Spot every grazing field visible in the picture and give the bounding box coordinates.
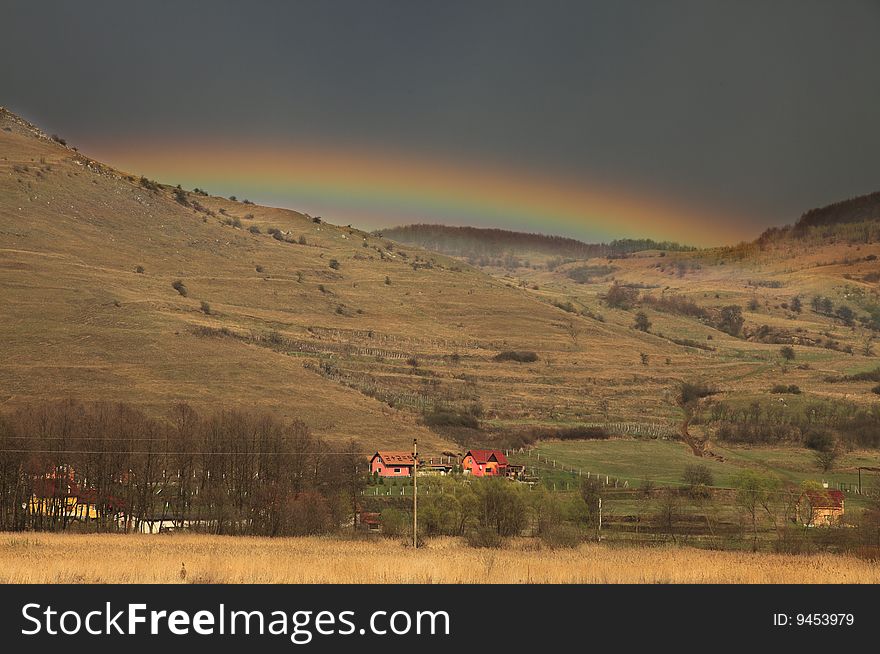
[511,439,879,490]
[1,534,878,584]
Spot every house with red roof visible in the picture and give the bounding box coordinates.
[28,467,124,521]
[797,488,845,526]
[461,449,508,477]
[370,451,415,477]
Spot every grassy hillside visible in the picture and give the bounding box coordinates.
[2,107,879,477]
[379,223,694,266]
[0,107,687,454]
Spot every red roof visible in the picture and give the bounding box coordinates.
[466,449,508,466]
[372,451,415,466]
[360,511,381,526]
[803,489,845,509]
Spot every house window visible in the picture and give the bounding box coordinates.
[394,468,401,473]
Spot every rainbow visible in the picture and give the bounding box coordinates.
[88,138,748,246]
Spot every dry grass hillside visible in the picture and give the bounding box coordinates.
[0,108,666,453]
[2,107,878,465]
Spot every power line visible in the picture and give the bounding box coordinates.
[0,449,377,455]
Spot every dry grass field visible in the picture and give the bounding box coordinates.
[2,533,877,584]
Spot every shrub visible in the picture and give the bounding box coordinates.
[380,508,410,537]
[546,426,609,441]
[780,346,795,361]
[263,331,284,346]
[804,428,835,452]
[51,134,66,145]
[423,410,479,429]
[873,384,880,395]
[248,225,261,234]
[474,479,527,536]
[804,428,845,471]
[493,350,538,363]
[837,367,880,382]
[669,337,714,351]
[539,523,584,549]
[771,384,801,394]
[272,231,285,242]
[678,381,716,406]
[200,301,211,315]
[173,187,189,207]
[329,259,340,270]
[255,265,264,273]
[552,300,578,314]
[384,276,392,285]
[139,176,160,192]
[604,283,639,309]
[836,305,855,326]
[717,305,744,337]
[134,265,145,274]
[682,463,714,489]
[633,311,651,332]
[466,526,503,548]
[298,235,307,245]
[566,265,616,283]
[171,280,188,297]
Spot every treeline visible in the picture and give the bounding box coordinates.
[794,191,880,234]
[707,399,880,448]
[376,476,603,548]
[0,401,363,535]
[376,224,694,262]
[754,191,880,245]
[610,286,746,337]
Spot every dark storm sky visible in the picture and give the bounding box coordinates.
[2,0,879,241]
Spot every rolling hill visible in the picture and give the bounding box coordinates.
[2,106,879,464]
[378,223,694,265]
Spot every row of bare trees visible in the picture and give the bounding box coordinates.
[0,401,364,535]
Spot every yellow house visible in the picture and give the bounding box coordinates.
[29,477,102,520]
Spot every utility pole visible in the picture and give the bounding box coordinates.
[412,438,418,548]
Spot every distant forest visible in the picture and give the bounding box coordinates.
[755,191,880,244]
[794,191,880,233]
[377,224,695,261]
